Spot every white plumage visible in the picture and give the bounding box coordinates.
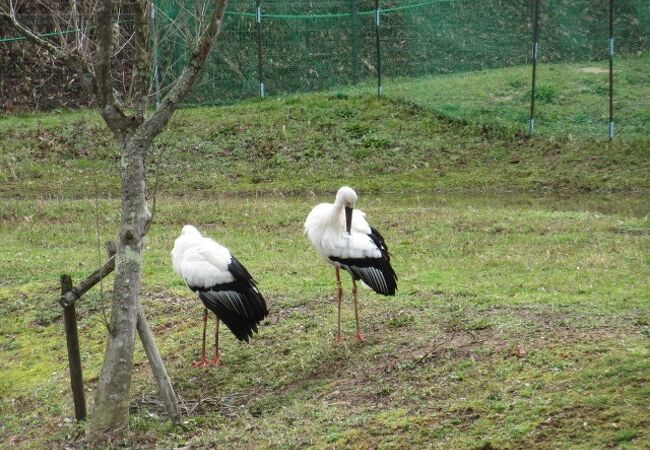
[172,225,269,367]
[305,204,382,261]
[173,228,235,287]
[304,186,397,341]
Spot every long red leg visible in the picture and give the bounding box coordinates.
[335,267,343,343]
[352,279,365,342]
[192,307,210,368]
[210,318,222,367]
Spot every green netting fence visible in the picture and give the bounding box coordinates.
[153,0,649,137]
[2,0,649,137]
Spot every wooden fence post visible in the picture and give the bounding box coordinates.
[61,274,87,421]
[351,0,359,84]
[608,0,615,140]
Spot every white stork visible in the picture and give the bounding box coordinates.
[304,186,397,342]
[171,225,269,367]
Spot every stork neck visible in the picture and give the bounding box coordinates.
[329,201,345,223]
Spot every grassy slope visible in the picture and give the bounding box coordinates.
[1,60,649,198]
[1,63,649,448]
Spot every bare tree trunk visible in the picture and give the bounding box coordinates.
[89,0,227,434]
[2,0,229,438]
[91,133,150,435]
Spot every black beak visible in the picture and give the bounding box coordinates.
[345,206,353,234]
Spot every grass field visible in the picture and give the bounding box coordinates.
[0,61,649,448]
[1,193,649,448]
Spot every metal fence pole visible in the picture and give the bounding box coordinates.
[61,274,87,421]
[608,0,615,140]
[374,0,382,98]
[351,0,359,84]
[152,0,161,108]
[256,0,264,98]
[528,0,540,136]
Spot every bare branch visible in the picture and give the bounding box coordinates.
[154,6,191,45]
[85,0,134,140]
[138,0,228,141]
[131,0,150,122]
[59,251,116,308]
[95,0,115,107]
[0,4,93,84]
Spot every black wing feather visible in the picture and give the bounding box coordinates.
[329,226,398,296]
[369,226,391,260]
[190,256,269,342]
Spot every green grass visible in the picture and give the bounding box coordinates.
[0,61,649,448]
[1,194,649,449]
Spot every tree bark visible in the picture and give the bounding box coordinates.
[90,133,151,436]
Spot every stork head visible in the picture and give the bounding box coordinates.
[181,224,202,238]
[172,225,203,275]
[335,186,358,207]
[335,186,357,234]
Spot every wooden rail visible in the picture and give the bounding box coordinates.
[59,242,116,308]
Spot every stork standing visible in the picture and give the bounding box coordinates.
[172,225,269,367]
[304,186,397,342]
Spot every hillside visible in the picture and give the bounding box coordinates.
[1,90,648,199]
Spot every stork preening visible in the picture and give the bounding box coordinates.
[172,225,269,367]
[304,186,397,342]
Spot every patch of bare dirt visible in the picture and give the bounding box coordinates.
[480,304,637,344]
[130,388,266,420]
[264,303,310,325]
[577,67,609,74]
[533,404,602,434]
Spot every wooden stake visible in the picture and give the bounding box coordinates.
[136,303,181,423]
[61,274,87,421]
